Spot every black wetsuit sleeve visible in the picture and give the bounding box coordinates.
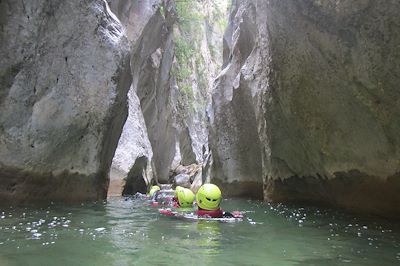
[223,211,234,218]
[152,191,159,201]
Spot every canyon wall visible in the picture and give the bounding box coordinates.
[109,0,226,194]
[0,0,131,203]
[0,0,216,200]
[110,0,176,192]
[209,0,400,216]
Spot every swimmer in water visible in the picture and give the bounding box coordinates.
[196,184,242,218]
[174,187,195,210]
[148,185,160,197]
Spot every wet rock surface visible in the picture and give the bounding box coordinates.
[0,0,223,201]
[0,0,131,203]
[2,0,399,219]
[209,0,400,215]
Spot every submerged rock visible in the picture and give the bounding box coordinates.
[0,0,131,203]
[210,0,400,216]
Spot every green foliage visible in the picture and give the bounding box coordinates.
[173,0,227,112]
[216,16,227,30]
[159,5,165,18]
[174,35,194,67]
[174,35,194,103]
[176,0,205,34]
[174,2,197,104]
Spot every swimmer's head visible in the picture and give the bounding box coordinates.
[177,188,195,208]
[149,185,160,197]
[196,184,222,210]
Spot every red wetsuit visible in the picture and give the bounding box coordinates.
[196,208,224,218]
[171,196,180,208]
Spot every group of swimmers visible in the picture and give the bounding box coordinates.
[147,184,240,218]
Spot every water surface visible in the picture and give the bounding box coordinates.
[0,198,399,265]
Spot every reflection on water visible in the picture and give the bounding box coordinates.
[0,198,399,265]
[196,221,222,255]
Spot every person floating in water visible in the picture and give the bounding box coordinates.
[196,184,242,218]
[171,186,182,206]
[158,183,243,219]
[173,187,195,210]
[148,185,160,199]
[149,185,177,206]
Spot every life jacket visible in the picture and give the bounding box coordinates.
[171,196,179,208]
[196,208,223,218]
[172,196,178,203]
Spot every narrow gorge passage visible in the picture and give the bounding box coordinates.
[1,0,400,265]
[108,0,227,198]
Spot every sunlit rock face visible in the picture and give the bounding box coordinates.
[108,1,160,195]
[210,0,400,216]
[0,0,131,203]
[109,0,161,43]
[109,88,152,196]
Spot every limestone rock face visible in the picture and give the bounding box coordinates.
[209,0,263,198]
[109,0,161,44]
[131,4,178,184]
[109,88,152,196]
[172,0,227,183]
[0,0,131,203]
[108,2,160,196]
[210,0,400,216]
[110,1,179,188]
[121,155,148,196]
[110,0,224,191]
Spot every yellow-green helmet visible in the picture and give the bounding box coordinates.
[177,188,195,208]
[149,185,160,197]
[196,184,222,210]
[174,186,183,197]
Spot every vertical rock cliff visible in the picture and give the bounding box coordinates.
[0,0,131,203]
[119,0,178,185]
[209,0,400,216]
[209,0,264,198]
[110,0,226,193]
[172,0,227,190]
[0,0,219,200]
[108,0,161,195]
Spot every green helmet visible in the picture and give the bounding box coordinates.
[177,188,195,208]
[174,186,183,197]
[149,185,160,197]
[196,184,222,210]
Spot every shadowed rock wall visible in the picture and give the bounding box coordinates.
[209,0,263,198]
[0,0,131,203]
[131,2,178,183]
[210,0,400,216]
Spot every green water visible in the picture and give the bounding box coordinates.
[0,198,399,266]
